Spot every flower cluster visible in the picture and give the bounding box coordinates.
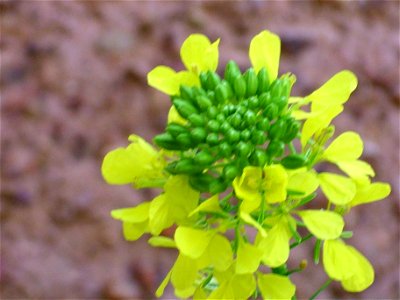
[102,31,391,299]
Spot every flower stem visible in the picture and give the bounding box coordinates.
[290,233,313,249]
[309,278,333,300]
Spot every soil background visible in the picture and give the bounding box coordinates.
[1,1,399,299]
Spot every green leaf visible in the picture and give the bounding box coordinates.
[258,273,296,300]
[249,30,281,82]
[318,173,356,205]
[323,131,363,162]
[298,210,344,240]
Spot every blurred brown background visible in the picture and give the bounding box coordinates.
[1,1,399,299]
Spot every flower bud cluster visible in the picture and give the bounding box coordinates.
[154,61,303,194]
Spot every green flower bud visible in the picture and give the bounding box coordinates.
[233,75,246,99]
[207,71,221,90]
[176,132,192,148]
[189,173,215,192]
[244,68,258,97]
[240,99,249,108]
[220,121,231,134]
[237,142,253,157]
[259,92,272,107]
[167,123,188,137]
[270,79,283,99]
[216,113,225,123]
[196,95,213,110]
[229,113,242,129]
[154,132,180,150]
[173,99,198,119]
[257,118,270,131]
[249,149,268,166]
[281,154,307,169]
[219,142,232,156]
[264,103,279,120]
[244,110,257,125]
[268,118,287,140]
[194,150,216,165]
[191,127,207,143]
[257,67,270,93]
[199,72,209,90]
[215,83,229,103]
[207,106,218,118]
[281,77,291,98]
[251,130,267,145]
[221,80,234,99]
[207,91,216,103]
[223,164,240,180]
[226,128,240,143]
[207,133,220,145]
[236,105,247,116]
[207,120,220,132]
[188,113,205,127]
[209,178,228,194]
[282,120,300,143]
[241,129,251,141]
[276,96,288,113]
[248,96,259,109]
[180,85,194,101]
[166,158,203,175]
[224,60,241,85]
[222,104,236,116]
[266,140,285,158]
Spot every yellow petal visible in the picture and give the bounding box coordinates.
[323,131,363,162]
[298,210,344,240]
[323,239,357,281]
[111,202,150,223]
[200,234,233,272]
[234,166,263,213]
[122,221,148,241]
[189,194,224,216]
[147,65,180,95]
[287,170,319,198]
[318,172,356,205]
[240,211,267,238]
[148,194,172,235]
[249,30,281,82]
[171,254,198,297]
[258,273,296,300]
[263,164,288,203]
[337,160,375,179]
[350,181,391,207]
[174,226,214,259]
[156,270,172,297]
[148,236,176,248]
[209,274,256,300]
[167,105,187,125]
[180,34,220,74]
[307,70,358,111]
[258,219,291,267]
[236,240,263,274]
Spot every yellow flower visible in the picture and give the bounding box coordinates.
[323,239,374,292]
[262,164,288,203]
[147,34,220,95]
[102,134,166,188]
[233,166,263,213]
[257,273,296,300]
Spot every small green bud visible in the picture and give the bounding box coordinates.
[244,110,257,125]
[199,72,209,89]
[166,158,203,175]
[251,130,267,145]
[173,99,198,119]
[249,149,268,166]
[248,96,259,109]
[236,105,247,116]
[259,92,272,107]
[154,132,180,150]
[276,96,288,113]
[194,150,216,165]
[221,80,234,99]
[207,133,220,145]
[189,173,215,192]
[215,83,229,103]
[270,79,283,99]
[237,142,253,157]
[223,164,240,180]
[244,68,258,97]
[176,133,192,147]
[282,120,300,143]
[209,178,228,194]
[219,142,232,156]
[216,113,225,123]
[180,85,194,101]
[224,60,241,85]
[222,104,236,116]
[233,75,246,99]
[196,95,213,110]
[207,106,218,118]
[220,121,231,134]
[191,127,207,143]
[241,129,251,141]
[207,72,221,90]
[188,114,205,127]
[166,123,188,137]
[281,154,307,169]
[257,68,270,93]
[229,113,242,129]
[257,118,270,131]
[264,103,278,119]
[207,120,220,132]
[281,77,291,98]
[268,118,287,140]
[226,129,240,143]
[207,91,216,103]
[266,140,285,158]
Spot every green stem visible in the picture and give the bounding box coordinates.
[309,279,333,300]
[289,142,297,154]
[290,233,313,249]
